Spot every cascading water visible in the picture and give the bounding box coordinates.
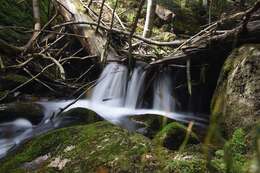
[0,62,207,159]
[91,62,147,108]
[91,63,128,107]
[153,70,175,112]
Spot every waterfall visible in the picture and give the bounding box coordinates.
[91,63,128,107]
[91,62,147,108]
[153,71,175,112]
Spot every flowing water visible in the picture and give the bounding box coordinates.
[0,62,207,158]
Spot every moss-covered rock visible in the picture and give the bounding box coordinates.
[0,102,44,124]
[153,122,199,150]
[0,121,208,173]
[58,107,103,126]
[211,44,260,137]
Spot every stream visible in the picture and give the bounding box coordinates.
[0,62,208,159]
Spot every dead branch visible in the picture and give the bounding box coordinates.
[128,0,146,68]
[149,0,260,66]
[95,0,106,33]
[52,21,185,47]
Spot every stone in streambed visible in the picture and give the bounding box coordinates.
[0,102,44,124]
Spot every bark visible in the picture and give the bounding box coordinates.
[143,0,156,38]
[53,0,119,62]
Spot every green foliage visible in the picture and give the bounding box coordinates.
[164,155,207,173]
[211,129,249,173]
[0,0,50,45]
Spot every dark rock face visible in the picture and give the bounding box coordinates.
[211,44,260,136]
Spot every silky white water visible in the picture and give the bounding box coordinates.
[0,62,207,159]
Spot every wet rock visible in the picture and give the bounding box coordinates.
[129,114,171,138]
[58,107,103,127]
[0,102,44,124]
[153,122,199,150]
[211,44,260,136]
[0,121,207,173]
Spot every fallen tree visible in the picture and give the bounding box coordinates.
[52,0,260,67]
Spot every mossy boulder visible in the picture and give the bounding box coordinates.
[58,107,103,127]
[211,44,260,137]
[0,121,208,173]
[0,102,44,124]
[153,122,199,150]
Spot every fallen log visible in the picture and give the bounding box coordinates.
[53,0,119,62]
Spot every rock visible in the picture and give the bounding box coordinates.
[153,122,199,150]
[0,121,208,173]
[211,44,260,136]
[58,107,103,127]
[0,102,44,124]
[156,5,175,21]
[129,114,172,138]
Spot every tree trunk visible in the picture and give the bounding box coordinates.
[143,0,156,38]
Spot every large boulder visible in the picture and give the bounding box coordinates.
[0,121,208,173]
[211,44,260,136]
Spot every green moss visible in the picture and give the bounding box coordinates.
[0,122,158,172]
[153,122,199,150]
[164,155,207,173]
[0,121,210,172]
[211,129,250,173]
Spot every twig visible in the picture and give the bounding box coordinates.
[0,63,54,102]
[55,80,97,117]
[38,53,66,80]
[103,2,126,30]
[95,0,106,33]
[73,64,95,83]
[186,59,192,95]
[23,68,57,93]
